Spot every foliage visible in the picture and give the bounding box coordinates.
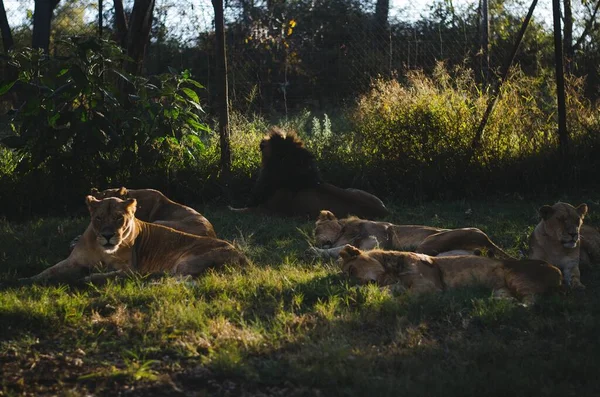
[0,37,209,215]
[349,63,600,197]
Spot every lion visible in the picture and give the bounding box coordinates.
[338,245,563,304]
[528,202,600,290]
[229,127,389,219]
[25,196,247,285]
[308,210,513,260]
[90,187,216,238]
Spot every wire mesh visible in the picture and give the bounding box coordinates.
[0,0,589,113]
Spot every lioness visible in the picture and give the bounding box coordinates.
[338,245,563,303]
[309,210,513,260]
[528,202,600,290]
[26,196,247,285]
[90,187,216,238]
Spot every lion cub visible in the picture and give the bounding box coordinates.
[338,245,563,303]
[26,196,247,285]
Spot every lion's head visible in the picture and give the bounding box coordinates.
[86,196,137,254]
[90,187,128,200]
[248,127,323,207]
[315,210,343,248]
[338,245,385,283]
[538,202,588,249]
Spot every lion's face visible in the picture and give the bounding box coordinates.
[315,210,343,248]
[539,202,587,249]
[338,245,386,283]
[86,196,137,254]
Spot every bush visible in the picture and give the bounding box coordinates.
[349,63,600,198]
[0,37,210,216]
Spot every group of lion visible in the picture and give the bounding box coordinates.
[23,128,600,305]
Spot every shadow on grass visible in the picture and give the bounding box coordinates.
[187,270,600,397]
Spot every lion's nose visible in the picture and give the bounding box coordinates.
[101,232,115,241]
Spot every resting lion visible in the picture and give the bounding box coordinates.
[90,187,216,238]
[528,202,600,290]
[309,210,513,260]
[26,196,247,285]
[338,245,563,304]
[229,128,389,219]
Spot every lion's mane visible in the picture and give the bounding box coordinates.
[248,127,323,206]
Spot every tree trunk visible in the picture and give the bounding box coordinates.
[0,0,14,52]
[374,0,390,28]
[113,0,128,47]
[212,0,232,200]
[552,0,569,155]
[123,0,155,75]
[32,0,60,53]
[479,0,489,84]
[563,0,573,73]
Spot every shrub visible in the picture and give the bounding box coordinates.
[0,37,209,216]
[350,63,600,198]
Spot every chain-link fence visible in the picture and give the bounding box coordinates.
[0,0,589,113]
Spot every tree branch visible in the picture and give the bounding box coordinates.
[573,0,600,51]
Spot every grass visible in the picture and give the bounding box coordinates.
[2,196,600,396]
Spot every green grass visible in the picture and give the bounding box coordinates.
[2,197,600,396]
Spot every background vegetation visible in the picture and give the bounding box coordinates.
[0,1,599,218]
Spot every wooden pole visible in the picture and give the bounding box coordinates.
[470,0,538,154]
[480,0,489,84]
[552,0,569,155]
[98,0,103,38]
[211,0,231,200]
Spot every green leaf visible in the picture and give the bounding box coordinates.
[111,69,132,85]
[181,87,200,103]
[0,81,16,95]
[56,68,69,77]
[186,117,209,132]
[184,79,205,90]
[186,134,204,150]
[48,113,60,128]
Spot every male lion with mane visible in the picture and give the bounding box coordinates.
[309,210,513,260]
[528,202,600,290]
[338,245,563,304]
[229,127,389,219]
[25,196,247,285]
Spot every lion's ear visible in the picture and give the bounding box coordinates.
[539,205,554,220]
[123,198,137,214]
[118,187,128,196]
[318,210,336,222]
[346,264,358,277]
[90,187,99,196]
[576,203,588,219]
[86,195,100,212]
[339,244,361,260]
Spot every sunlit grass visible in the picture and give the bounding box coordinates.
[1,198,600,395]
